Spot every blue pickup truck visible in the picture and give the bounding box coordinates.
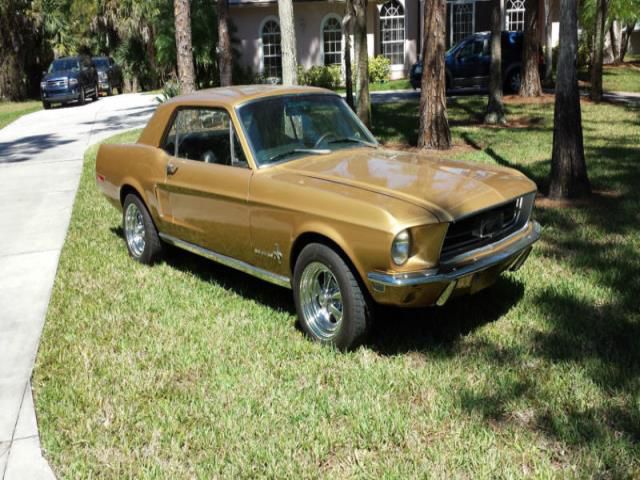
[410,31,542,93]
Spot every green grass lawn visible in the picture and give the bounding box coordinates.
[579,60,640,93]
[0,100,42,130]
[34,97,640,477]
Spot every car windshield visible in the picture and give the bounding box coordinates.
[49,59,80,73]
[93,58,109,68]
[237,94,378,167]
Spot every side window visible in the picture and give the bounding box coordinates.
[162,108,249,168]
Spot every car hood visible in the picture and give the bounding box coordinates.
[279,148,537,222]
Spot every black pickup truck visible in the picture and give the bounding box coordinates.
[40,55,99,109]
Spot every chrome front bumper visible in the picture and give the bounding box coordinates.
[367,221,541,305]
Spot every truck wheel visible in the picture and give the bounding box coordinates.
[78,87,85,106]
[505,70,521,94]
[293,243,371,351]
[92,84,99,101]
[42,101,51,110]
[122,194,163,265]
[107,84,113,96]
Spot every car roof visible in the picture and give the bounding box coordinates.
[164,85,337,109]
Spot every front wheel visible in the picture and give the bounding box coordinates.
[293,243,371,351]
[505,70,522,94]
[122,194,163,264]
[77,87,85,106]
[42,101,51,110]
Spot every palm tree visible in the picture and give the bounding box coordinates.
[418,0,451,149]
[353,0,370,126]
[550,0,591,199]
[218,0,232,86]
[277,0,298,85]
[519,0,543,96]
[485,0,506,124]
[174,0,196,93]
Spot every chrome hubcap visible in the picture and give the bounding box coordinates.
[300,262,343,340]
[124,203,146,258]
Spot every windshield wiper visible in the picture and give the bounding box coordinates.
[268,148,330,163]
[327,137,377,148]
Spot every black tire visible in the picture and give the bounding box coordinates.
[106,84,113,96]
[122,194,163,265]
[78,87,85,106]
[505,69,522,94]
[42,101,51,110]
[92,84,99,101]
[293,243,371,351]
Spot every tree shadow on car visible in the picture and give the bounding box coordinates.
[368,277,525,355]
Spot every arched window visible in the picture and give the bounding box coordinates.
[451,3,474,45]
[261,19,282,79]
[322,16,343,66]
[505,0,525,31]
[380,0,405,65]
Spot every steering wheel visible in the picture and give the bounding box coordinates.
[313,132,336,148]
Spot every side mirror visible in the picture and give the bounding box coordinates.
[42,70,47,77]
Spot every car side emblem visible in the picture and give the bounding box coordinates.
[254,243,283,264]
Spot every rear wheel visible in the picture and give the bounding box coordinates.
[42,101,51,110]
[122,194,163,264]
[293,243,371,351]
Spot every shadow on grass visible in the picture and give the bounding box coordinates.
[370,277,525,355]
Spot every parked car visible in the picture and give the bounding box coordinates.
[40,55,99,109]
[410,31,541,93]
[96,86,541,350]
[92,56,124,96]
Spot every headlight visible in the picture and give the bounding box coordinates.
[391,230,411,266]
[40,81,47,89]
[68,78,78,86]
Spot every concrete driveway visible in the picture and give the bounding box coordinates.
[0,93,157,479]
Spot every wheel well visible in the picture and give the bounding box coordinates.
[290,232,375,307]
[291,232,368,285]
[120,184,142,206]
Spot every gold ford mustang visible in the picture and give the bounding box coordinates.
[96,85,540,350]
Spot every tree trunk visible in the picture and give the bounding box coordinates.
[619,22,635,62]
[343,2,355,110]
[543,0,554,85]
[353,0,370,126]
[174,0,196,94]
[218,0,233,86]
[549,0,590,199]
[0,0,29,101]
[519,0,542,96]
[485,0,506,124]
[278,0,298,85]
[609,20,620,63]
[590,0,608,101]
[418,0,451,149]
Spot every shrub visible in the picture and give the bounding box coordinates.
[369,55,391,83]
[155,77,180,103]
[298,65,342,90]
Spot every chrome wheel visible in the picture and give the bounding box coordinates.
[124,202,146,258]
[299,262,343,340]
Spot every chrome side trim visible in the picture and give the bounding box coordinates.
[368,221,541,288]
[159,233,292,289]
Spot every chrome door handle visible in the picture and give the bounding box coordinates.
[166,163,178,175]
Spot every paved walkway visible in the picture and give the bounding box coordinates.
[0,93,157,479]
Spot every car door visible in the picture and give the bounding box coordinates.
[159,107,253,262]
[453,38,486,87]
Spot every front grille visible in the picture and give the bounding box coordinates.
[441,194,534,259]
[46,78,67,89]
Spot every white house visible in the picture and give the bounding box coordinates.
[229,0,561,80]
